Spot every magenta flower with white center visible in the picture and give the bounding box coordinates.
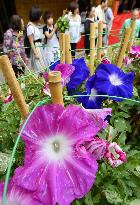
[0,181,41,205]
[105,142,126,167]
[43,64,75,95]
[12,104,112,205]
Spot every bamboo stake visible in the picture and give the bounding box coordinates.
[0,55,29,119]
[89,23,96,75]
[127,20,135,51]
[65,34,72,64]
[116,28,132,68]
[48,71,64,106]
[59,33,65,63]
[97,22,103,62]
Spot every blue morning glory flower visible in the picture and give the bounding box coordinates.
[77,75,103,109]
[94,64,135,102]
[49,60,60,70]
[67,58,90,94]
[49,58,90,94]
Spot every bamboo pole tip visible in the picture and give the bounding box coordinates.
[65,33,70,40]
[0,55,9,62]
[125,27,132,34]
[98,21,103,26]
[59,33,64,37]
[0,55,11,71]
[48,71,62,83]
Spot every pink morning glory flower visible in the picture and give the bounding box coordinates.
[42,64,75,95]
[81,137,108,160]
[105,142,126,167]
[0,181,41,205]
[13,104,109,205]
[123,56,133,66]
[1,90,13,104]
[85,108,112,129]
[3,94,13,104]
[101,57,111,64]
[130,46,140,58]
[77,136,126,166]
[77,108,112,161]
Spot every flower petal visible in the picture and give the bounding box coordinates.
[79,137,108,160]
[105,142,126,167]
[67,58,90,94]
[13,104,101,205]
[54,64,75,85]
[94,64,134,101]
[0,181,41,205]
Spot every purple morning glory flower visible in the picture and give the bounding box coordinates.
[67,58,90,94]
[49,60,60,70]
[77,91,102,109]
[77,75,104,109]
[13,104,101,205]
[94,64,135,102]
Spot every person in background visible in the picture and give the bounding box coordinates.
[95,0,108,45]
[64,0,79,18]
[120,8,140,38]
[3,15,28,77]
[67,1,81,57]
[84,5,99,55]
[78,0,90,23]
[95,0,108,24]
[27,6,46,73]
[104,6,114,45]
[43,11,60,66]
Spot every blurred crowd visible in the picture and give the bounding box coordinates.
[1,0,140,78]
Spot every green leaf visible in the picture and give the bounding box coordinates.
[84,191,93,205]
[114,118,128,132]
[130,199,140,205]
[104,188,123,204]
[0,152,14,173]
[117,132,126,145]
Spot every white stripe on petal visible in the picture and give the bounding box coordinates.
[89,89,97,101]
[109,74,122,86]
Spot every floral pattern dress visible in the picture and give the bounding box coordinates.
[3,29,28,75]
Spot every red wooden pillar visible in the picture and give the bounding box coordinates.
[113,0,119,16]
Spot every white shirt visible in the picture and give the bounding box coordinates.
[68,14,81,43]
[95,5,106,22]
[27,23,42,41]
